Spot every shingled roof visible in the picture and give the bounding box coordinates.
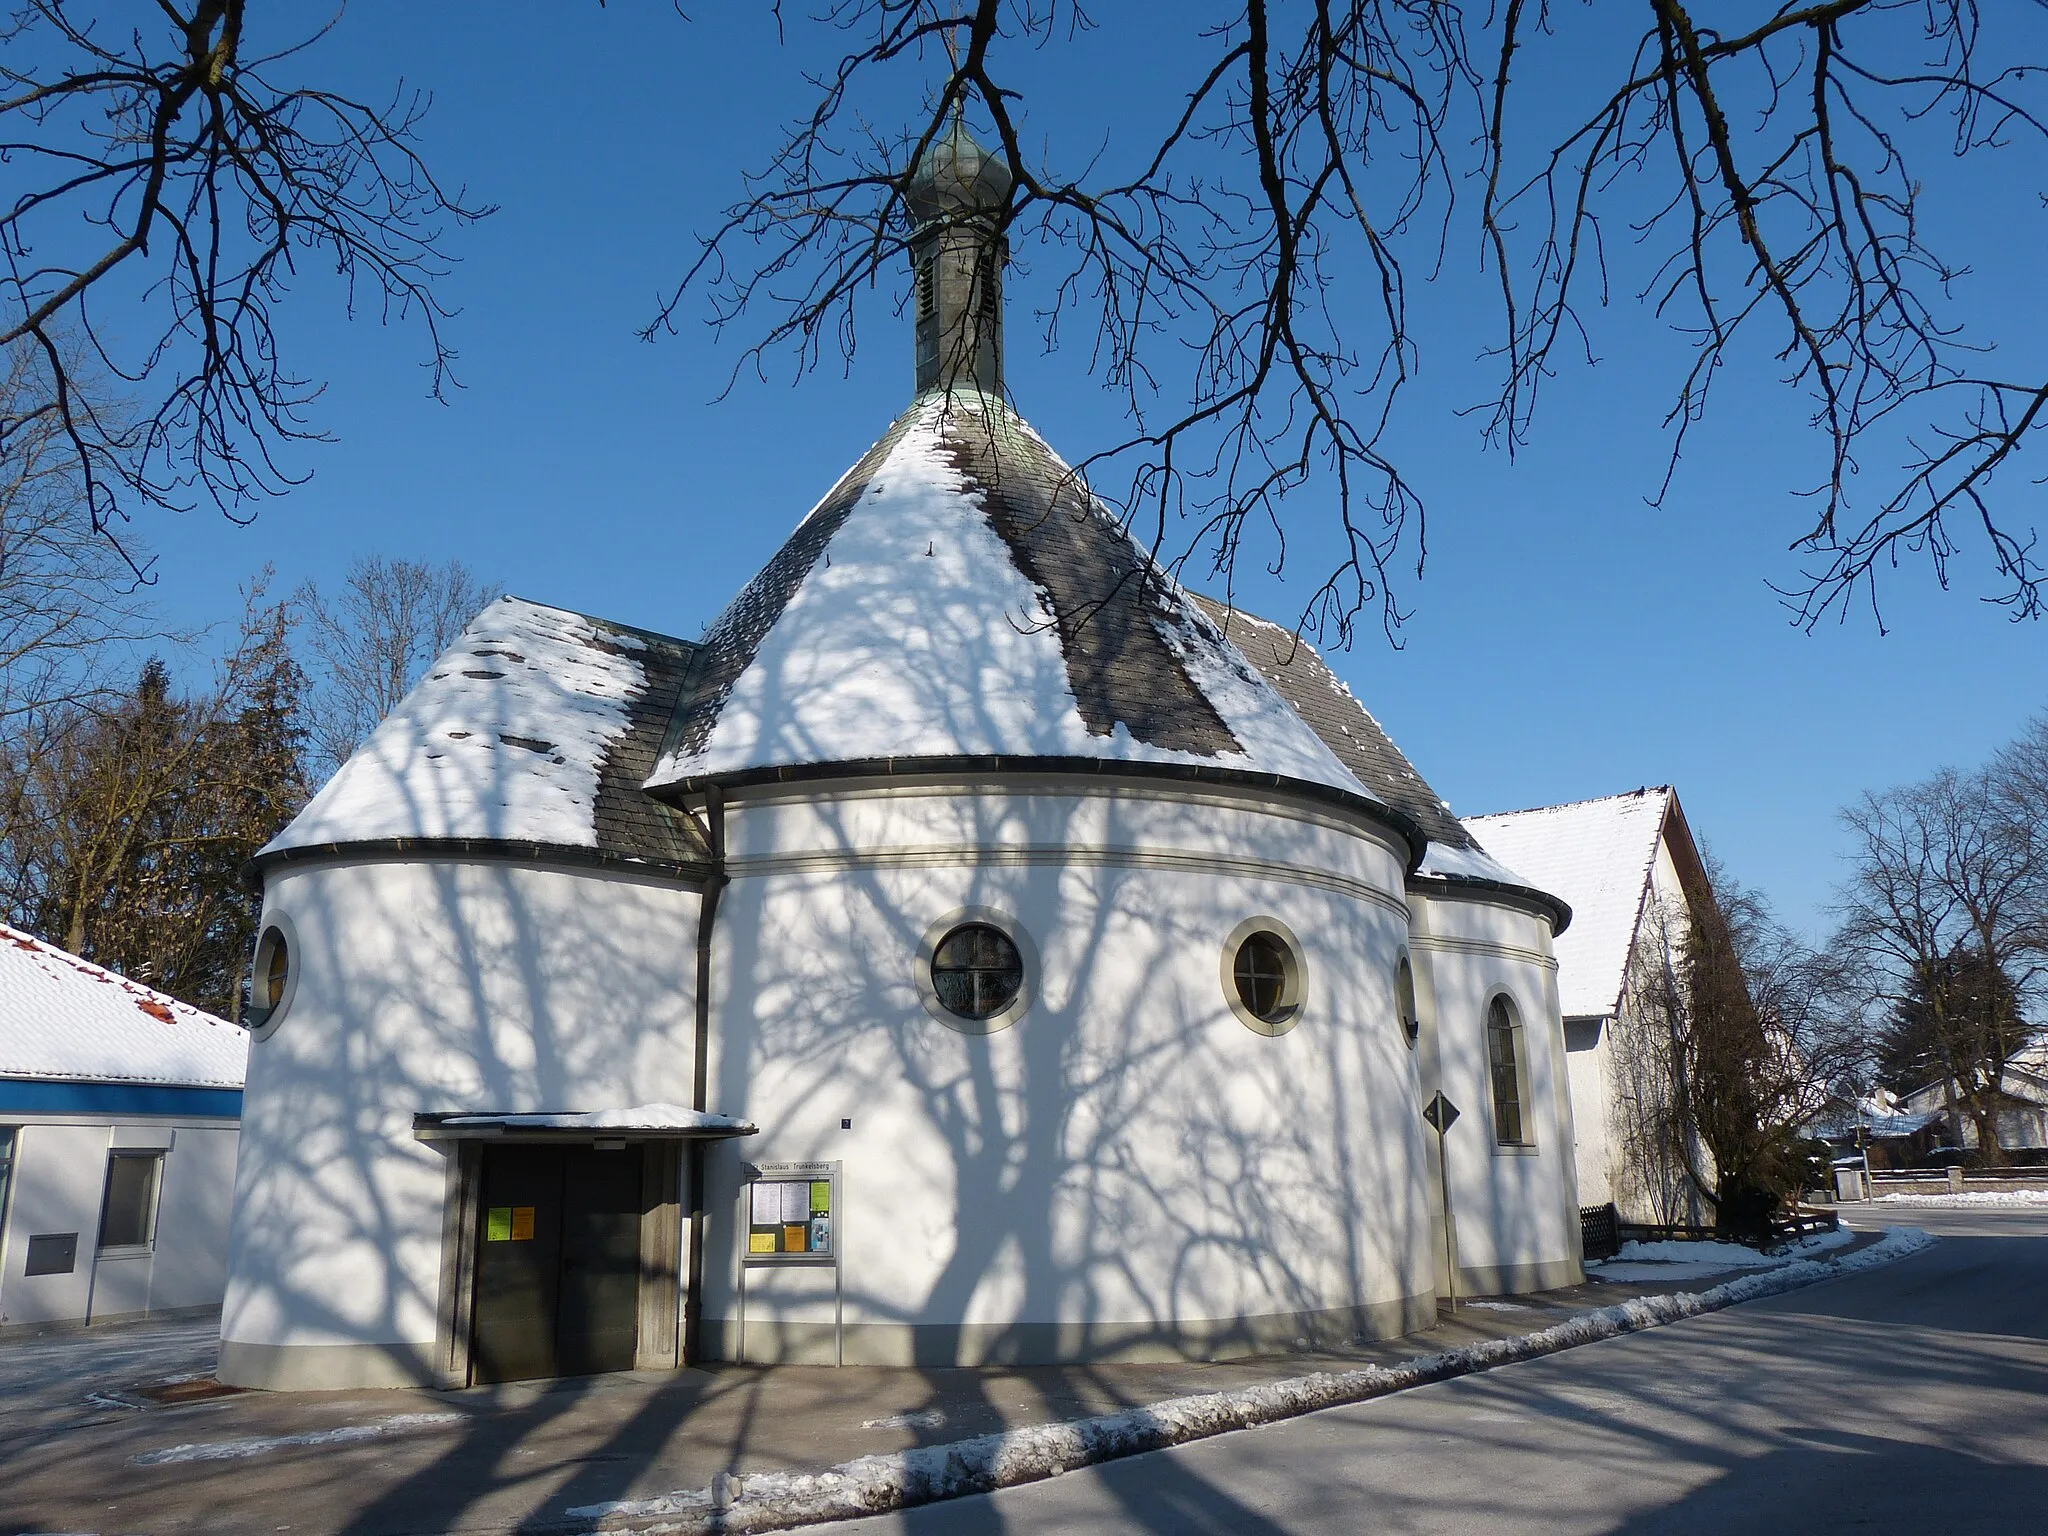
[261,598,708,872]
[1192,598,1563,904]
[644,391,1376,806]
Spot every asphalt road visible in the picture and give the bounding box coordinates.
[830,1206,2048,1535]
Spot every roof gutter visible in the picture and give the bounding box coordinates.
[243,837,715,891]
[1407,870,1574,934]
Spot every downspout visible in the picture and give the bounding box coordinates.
[684,785,728,1365]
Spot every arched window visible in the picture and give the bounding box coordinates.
[1396,957,1419,1048]
[1487,996,1525,1145]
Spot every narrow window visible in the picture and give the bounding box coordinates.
[99,1152,163,1249]
[1488,997,1525,1145]
[1397,957,1419,1048]
[0,1127,16,1235]
[930,923,1023,1021]
[976,251,998,318]
[917,256,936,319]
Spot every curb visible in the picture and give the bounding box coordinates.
[563,1226,1938,1534]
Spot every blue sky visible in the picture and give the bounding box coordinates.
[129,3,2048,941]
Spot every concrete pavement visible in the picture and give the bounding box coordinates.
[0,1262,1818,1536]
[825,1207,2048,1534]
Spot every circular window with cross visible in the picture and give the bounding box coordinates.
[914,908,1036,1034]
[1221,917,1306,1036]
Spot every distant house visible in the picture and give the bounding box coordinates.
[1808,1090,1947,1170]
[1899,1041,2048,1154]
[0,925,247,1331]
[1464,789,1714,1225]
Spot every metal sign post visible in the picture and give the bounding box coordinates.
[1422,1091,1460,1313]
[738,1160,843,1366]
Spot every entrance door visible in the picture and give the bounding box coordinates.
[471,1144,641,1383]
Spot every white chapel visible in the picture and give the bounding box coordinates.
[219,119,1584,1391]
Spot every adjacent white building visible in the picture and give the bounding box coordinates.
[220,119,1585,1392]
[1465,788,1713,1225]
[0,925,246,1332]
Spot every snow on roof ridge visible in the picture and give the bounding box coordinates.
[1466,785,1674,825]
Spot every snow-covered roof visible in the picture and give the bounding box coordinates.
[0,925,246,1088]
[1463,788,1679,1018]
[645,392,1378,807]
[264,598,707,866]
[1190,598,1550,901]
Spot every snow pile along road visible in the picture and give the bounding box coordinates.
[1875,1188,2048,1207]
[561,1227,1936,1535]
[1604,1229,1855,1269]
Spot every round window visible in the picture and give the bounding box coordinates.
[930,923,1024,1022]
[247,922,294,1029]
[1222,919,1304,1036]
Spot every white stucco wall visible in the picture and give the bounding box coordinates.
[0,1117,239,1328]
[1406,885,1581,1293]
[219,858,705,1385]
[221,780,1587,1387]
[697,780,1437,1363]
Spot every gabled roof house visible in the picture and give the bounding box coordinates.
[0,925,246,1330]
[1465,788,1713,1223]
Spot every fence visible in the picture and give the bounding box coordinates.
[1579,1203,1620,1262]
[1583,1204,1838,1258]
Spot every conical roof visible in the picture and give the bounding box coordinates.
[643,391,1390,822]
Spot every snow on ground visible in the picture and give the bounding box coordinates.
[1874,1189,2048,1207]
[1590,1228,1854,1282]
[130,1412,462,1466]
[561,1227,1935,1535]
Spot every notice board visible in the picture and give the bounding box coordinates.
[738,1159,843,1364]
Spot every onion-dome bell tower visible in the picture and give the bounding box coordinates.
[905,110,1012,396]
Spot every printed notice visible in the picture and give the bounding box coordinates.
[752,1181,781,1225]
[810,1180,831,1215]
[784,1182,810,1224]
[510,1206,536,1241]
[749,1232,776,1254]
[486,1207,512,1242]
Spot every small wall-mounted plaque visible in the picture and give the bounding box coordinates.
[24,1232,78,1276]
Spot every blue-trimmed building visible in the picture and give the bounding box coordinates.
[0,925,246,1332]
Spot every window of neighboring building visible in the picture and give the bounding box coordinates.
[98,1151,163,1250]
[1487,996,1526,1146]
[1396,957,1419,1048]
[0,1127,15,1238]
[1222,919,1305,1036]
[930,923,1024,1022]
